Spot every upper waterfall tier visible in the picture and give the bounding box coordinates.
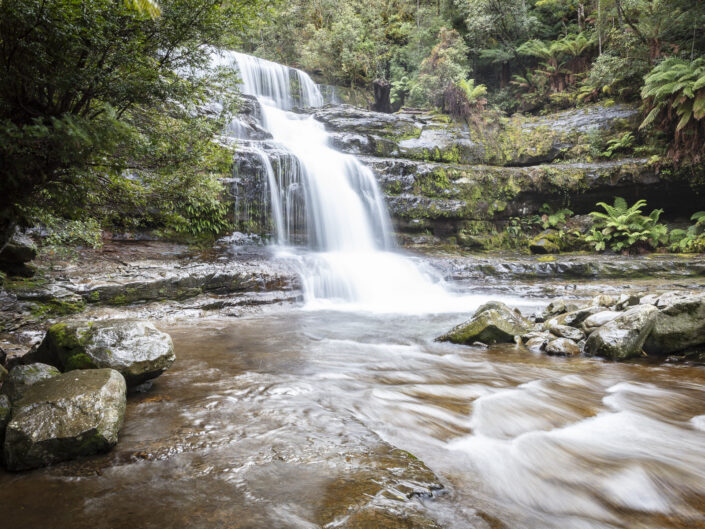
[213,50,323,110]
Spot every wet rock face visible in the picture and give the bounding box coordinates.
[311,103,639,166]
[584,305,659,360]
[438,301,530,345]
[35,320,175,386]
[1,363,61,402]
[3,368,126,471]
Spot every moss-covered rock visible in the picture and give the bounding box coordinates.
[529,230,561,254]
[36,320,175,386]
[3,368,126,471]
[438,301,530,345]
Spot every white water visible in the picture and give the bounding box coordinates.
[219,50,512,313]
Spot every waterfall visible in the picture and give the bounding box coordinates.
[219,50,474,313]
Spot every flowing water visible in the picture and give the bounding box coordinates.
[2,310,705,529]
[2,52,705,529]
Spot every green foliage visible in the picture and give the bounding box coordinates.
[586,197,668,253]
[641,57,705,162]
[415,28,471,108]
[538,203,573,229]
[0,0,261,236]
[669,212,705,253]
[601,132,635,158]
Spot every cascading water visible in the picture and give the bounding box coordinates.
[219,50,493,312]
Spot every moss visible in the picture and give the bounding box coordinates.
[110,294,128,305]
[88,290,100,302]
[30,298,86,318]
[5,275,48,292]
[47,322,94,370]
[537,255,557,262]
[64,352,96,371]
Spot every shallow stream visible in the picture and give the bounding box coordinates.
[3,302,705,529]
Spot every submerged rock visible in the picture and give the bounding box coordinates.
[1,363,61,402]
[584,305,659,360]
[36,320,175,386]
[644,292,705,355]
[3,368,126,471]
[439,301,530,345]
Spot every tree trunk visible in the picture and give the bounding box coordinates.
[372,79,392,114]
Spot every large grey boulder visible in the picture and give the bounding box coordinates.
[1,363,60,402]
[644,293,705,355]
[438,301,530,345]
[35,320,175,386]
[584,305,659,360]
[3,369,126,471]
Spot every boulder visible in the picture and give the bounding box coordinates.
[644,293,705,355]
[3,369,126,471]
[584,305,659,360]
[592,295,616,308]
[545,338,581,357]
[529,230,561,254]
[523,332,554,353]
[0,231,37,277]
[35,320,175,386]
[615,293,640,310]
[438,302,530,345]
[1,363,60,402]
[547,324,585,342]
[582,310,621,331]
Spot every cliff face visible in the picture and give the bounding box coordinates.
[231,98,705,247]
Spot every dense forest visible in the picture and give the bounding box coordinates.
[1,0,704,259]
[246,0,705,157]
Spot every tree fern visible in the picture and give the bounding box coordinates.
[641,58,705,161]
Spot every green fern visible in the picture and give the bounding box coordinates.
[641,58,705,161]
[669,211,705,253]
[586,197,668,253]
[601,132,635,158]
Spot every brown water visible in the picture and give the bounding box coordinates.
[2,307,705,529]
